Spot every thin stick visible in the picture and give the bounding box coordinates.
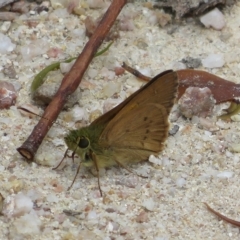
[17,0,127,161]
[122,62,151,81]
[204,202,240,227]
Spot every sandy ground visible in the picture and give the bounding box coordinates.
[1,1,240,239]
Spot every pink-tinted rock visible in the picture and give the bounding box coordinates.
[136,210,148,223]
[178,87,216,118]
[0,81,17,109]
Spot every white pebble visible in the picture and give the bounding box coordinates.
[13,210,41,234]
[103,98,121,113]
[202,54,225,68]
[87,0,106,9]
[101,82,122,98]
[231,115,240,122]
[87,211,97,220]
[87,68,99,79]
[176,178,186,188]
[142,198,155,211]
[230,143,240,153]
[148,13,158,25]
[162,157,170,166]
[1,21,11,33]
[2,193,34,217]
[20,40,49,61]
[49,8,70,18]
[71,106,86,122]
[100,67,116,80]
[216,171,233,178]
[14,193,33,216]
[200,8,225,30]
[0,165,5,171]
[46,193,59,203]
[106,222,114,232]
[136,67,152,77]
[149,155,162,165]
[0,32,16,54]
[225,150,233,158]
[71,28,85,38]
[60,59,75,74]
[172,61,187,70]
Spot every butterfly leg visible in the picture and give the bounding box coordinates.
[53,148,70,170]
[90,150,103,197]
[53,146,78,170]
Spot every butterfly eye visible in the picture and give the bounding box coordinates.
[78,136,89,149]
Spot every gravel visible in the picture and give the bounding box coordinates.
[0,1,240,239]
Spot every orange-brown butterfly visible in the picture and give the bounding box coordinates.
[62,70,178,195]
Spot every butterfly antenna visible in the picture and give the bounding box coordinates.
[17,106,64,128]
[122,62,151,82]
[114,159,148,179]
[90,150,103,197]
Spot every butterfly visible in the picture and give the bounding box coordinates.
[62,69,178,195]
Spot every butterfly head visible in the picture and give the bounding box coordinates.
[64,125,104,167]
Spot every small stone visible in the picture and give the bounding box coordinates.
[3,64,17,79]
[230,143,240,153]
[176,178,186,188]
[181,57,202,69]
[216,171,233,178]
[0,12,19,21]
[178,87,216,118]
[13,210,42,234]
[3,193,33,217]
[142,198,155,211]
[202,53,225,68]
[60,60,76,74]
[136,210,148,223]
[0,81,17,109]
[200,8,225,30]
[87,211,97,220]
[11,0,30,13]
[87,0,106,9]
[32,71,81,109]
[0,33,16,54]
[9,179,24,193]
[101,82,122,98]
[0,21,11,33]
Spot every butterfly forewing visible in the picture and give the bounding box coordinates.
[98,71,178,154]
[102,103,169,152]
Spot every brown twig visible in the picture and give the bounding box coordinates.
[204,202,240,227]
[17,0,127,161]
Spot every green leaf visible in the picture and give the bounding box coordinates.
[31,42,113,93]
